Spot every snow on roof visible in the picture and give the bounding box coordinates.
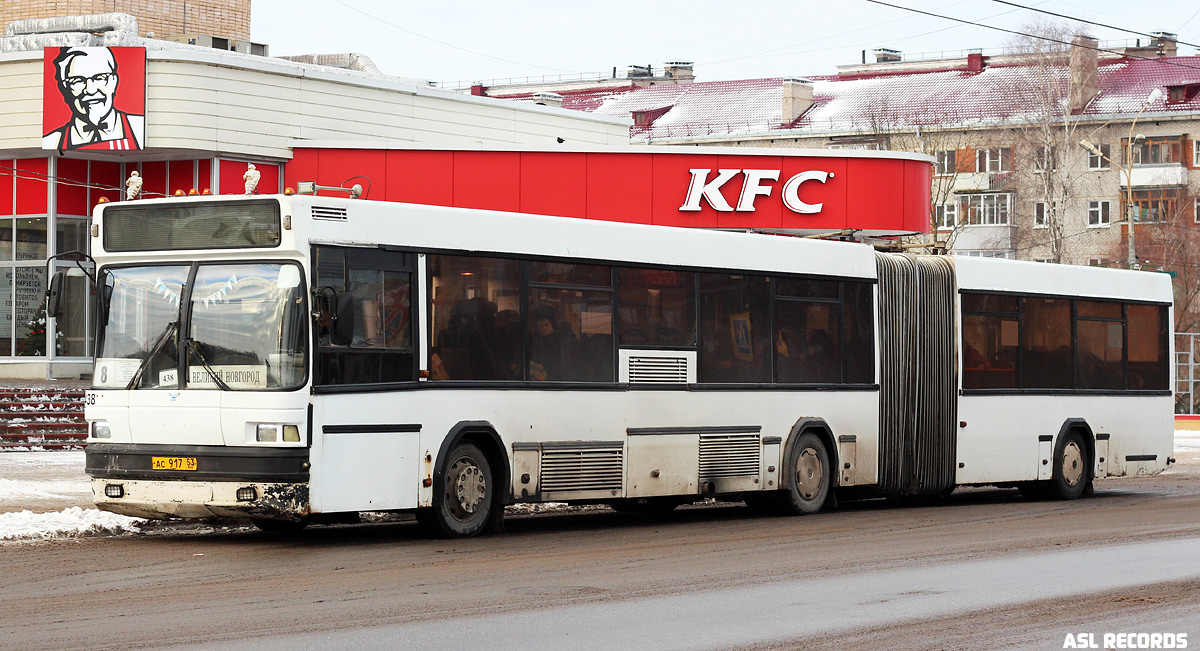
[549,56,1200,141]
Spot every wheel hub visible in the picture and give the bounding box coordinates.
[454,465,486,514]
[795,448,823,500]
[1061,441,1084,488]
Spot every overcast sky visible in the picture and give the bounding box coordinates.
[250,0,1200,85]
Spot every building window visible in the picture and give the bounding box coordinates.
[1034,258,1053,264]
[1087,258,1107,267]
[1125,189,1179,223]
[1195,141,1200,167]
[1087,144,1111,170]
[934,150,956,176]
[963,193,1011,225]
[1088,200,1111,227]
[1124,135,1183,165]
[935,203,957,229]
[976,148,1012,173]
[1034,146,1057,172]
[955,250,1015,259]
[1195,196,1200,224]
[1034,201,1056,228]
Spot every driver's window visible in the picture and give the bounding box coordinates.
[313,246,415,386]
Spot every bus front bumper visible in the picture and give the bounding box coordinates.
[91,478,310,521]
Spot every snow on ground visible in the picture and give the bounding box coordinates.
[1175,431,1200,452]
[0,477,78,501]
[0,449,144,542]
[0,449,85,467]
[0,506,143,541]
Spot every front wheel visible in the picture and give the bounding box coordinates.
[777,432,831,515]
[421,442,495,538]
[1050,431,1090,500]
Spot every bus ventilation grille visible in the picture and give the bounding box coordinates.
[311,205,348,221]
[627,356,689,384]
[699,434,761,480]
[540,446,624,493]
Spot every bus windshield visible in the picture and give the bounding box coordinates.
[94,262,307,390]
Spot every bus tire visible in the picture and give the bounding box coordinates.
[1050,430,1090,501]
[778,431,831,515]
[425,442,494,538]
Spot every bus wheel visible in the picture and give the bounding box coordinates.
[1050,431,1090,500]
[427,442,494,538]
[779,432,830,515]
[252,518,309,533]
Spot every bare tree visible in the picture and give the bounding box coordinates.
[849,98,983,251]
[1005,18,1094,264]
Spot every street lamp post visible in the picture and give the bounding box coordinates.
[1080,88,1163,270]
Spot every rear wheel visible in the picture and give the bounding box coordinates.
[1050,431,1090,500]
[421,442,495,538]
[778,432,831,515]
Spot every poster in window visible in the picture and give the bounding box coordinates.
[730,312,754,362]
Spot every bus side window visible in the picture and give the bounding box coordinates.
[529,262,614,383]
[699,273,771,384]
[312,246,415,386]
[961,292,1019,390]
[1127,303,1168,390]
[617,268,695,348]
[429,256,522,381]
[1021,297,1072,389]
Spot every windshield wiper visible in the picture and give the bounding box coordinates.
[185,338,232,391]
[125,321,178,390]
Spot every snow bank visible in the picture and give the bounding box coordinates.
[0,477,73,502]
[0,449,85,466]
[0,506,144,541]
[1175,431,1200,452]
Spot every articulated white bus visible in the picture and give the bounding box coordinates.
[67,194,1174,537]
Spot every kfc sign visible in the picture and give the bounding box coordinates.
[286,146,933,236]
[680,168,832,214]
[43,46,146,153]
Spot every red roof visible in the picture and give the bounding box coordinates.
[538,56,1200,141]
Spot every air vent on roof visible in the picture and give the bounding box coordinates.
[621,350,696,384]
[312,206,348,221]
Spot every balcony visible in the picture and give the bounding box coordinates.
[1124,164,1187,188]
[951,171,1016,192]
[952,223,1016,252]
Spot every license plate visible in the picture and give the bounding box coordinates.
[152,456,198,471]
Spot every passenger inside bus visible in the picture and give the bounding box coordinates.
[435,297,504,380]
[529,304,576,381]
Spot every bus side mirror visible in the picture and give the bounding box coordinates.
[330,293,355,346]
[46,270,66,319]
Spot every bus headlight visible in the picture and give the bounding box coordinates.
[91,420,111,439]
[256,424,300,443]
[256,424,279,442]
